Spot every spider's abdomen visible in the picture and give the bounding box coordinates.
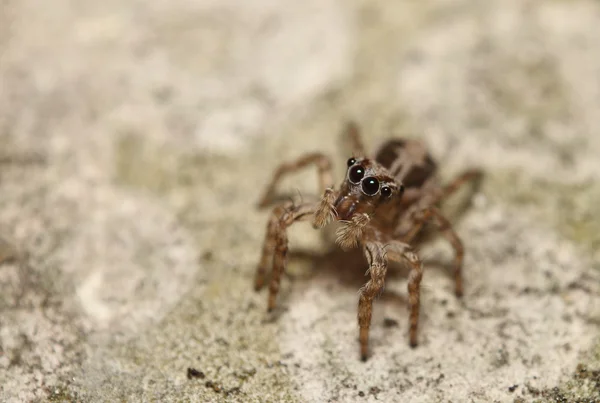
[374,139,437,189]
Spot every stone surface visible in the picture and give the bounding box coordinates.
[1,0,599,402]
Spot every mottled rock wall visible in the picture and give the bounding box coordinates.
[1,0,599,402]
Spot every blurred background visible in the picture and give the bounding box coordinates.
[1,0,599,402]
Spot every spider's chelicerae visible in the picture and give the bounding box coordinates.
[254,122,481,360]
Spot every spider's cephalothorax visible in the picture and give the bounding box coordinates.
[324,157,404,250]
[254,122,481,361]
[335,156,403,220]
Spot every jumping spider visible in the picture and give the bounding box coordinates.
[254,122,481,360]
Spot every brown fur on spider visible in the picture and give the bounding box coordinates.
[254,122,482,361]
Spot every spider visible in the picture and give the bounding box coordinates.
[253,122,482,361]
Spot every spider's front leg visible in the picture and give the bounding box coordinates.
[357,241,388,361]
[254,202,316,311]
[257,153,334,208]
[384,240,425,348]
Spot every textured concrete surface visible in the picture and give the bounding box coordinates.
[1,0,600,402]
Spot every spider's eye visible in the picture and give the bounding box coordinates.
[348,165,365,184]
[362,177,380,196]
[381,186,392,198]
[347,157,356,167]
[399,184,405,195]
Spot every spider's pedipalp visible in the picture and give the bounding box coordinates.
[335,213,371,250]
[313,188,338,229]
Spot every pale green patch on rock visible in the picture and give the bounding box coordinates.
[486,170,600,260]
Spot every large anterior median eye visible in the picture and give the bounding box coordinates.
[361,177,380,195]
[348,165,365,184]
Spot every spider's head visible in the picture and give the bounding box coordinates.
[334,157,405,221]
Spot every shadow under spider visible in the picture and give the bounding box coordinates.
[268,230,460,317]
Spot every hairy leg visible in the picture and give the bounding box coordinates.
[405,249,424,347]
[384,240,425,347]
[257,153,334,208]
[438,169,482,202]
[255,204,287,291]
[344,121,368,157]
[400,206,464,297]
[358,241,387,361]
[254,202,316,311]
